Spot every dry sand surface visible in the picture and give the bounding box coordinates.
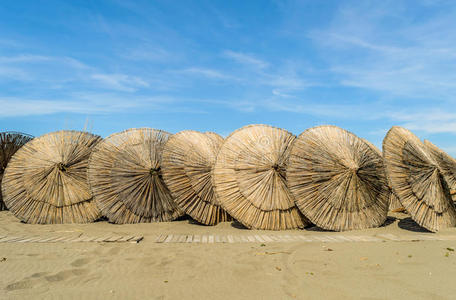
[1,211,456,300]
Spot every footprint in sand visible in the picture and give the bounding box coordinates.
[44,268,89,282]
[30,272,49,278]
[5,279,34,291]
[4,272,50,291]
[70,257,92,267]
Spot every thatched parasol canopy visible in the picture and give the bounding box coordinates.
[287,125,389,231]
[88,128,183,224]
[161,130,230,225]
[0,132,33,210]
[212,124,308,230]
[1,130,101,223]
[424,140,456,201]
[362,137,404,212]
[205,131,224,144]
[383,126,456,232]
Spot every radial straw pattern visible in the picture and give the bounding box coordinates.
[1,131,101,224]
[213,124,308,230]
[88,128,183,224]
[424,140,456,201]
[287,125,389,231]
[162,131,230,225]
[383,126,456,232]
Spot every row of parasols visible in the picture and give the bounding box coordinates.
[0,124,455,232]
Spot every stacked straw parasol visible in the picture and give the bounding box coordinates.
[88,128,183,224]
[212,124,308,230]
[0,132,33,210]
[287,125,390,231]
[161,130,230,225]
[383,126,456,232]
[1,131,102,224]
[2,124,456,232]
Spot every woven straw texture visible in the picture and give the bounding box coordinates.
[162,131,230,225]
[0,132,33,210]
[287,125,389,231]
[383,126,456,232]
[212,124,308,230]
[88,128,183,224]
[361,138,403,211]
[424,140,456,201]
[1,130,102,224]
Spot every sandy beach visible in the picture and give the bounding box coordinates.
[1,211,456,300]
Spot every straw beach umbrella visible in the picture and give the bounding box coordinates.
[88,128,183,224]
[383,126,456,232]
[424,140,456,201]
[287,125,390,231]
[0,132,33,210]
[212,124,308,230]
[1,131,102,224]
[362,137,404,212]
[162,131,230,225]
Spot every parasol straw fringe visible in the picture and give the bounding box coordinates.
[383,126,456,232]
[162,131,231,225]
[1,130,101,224]
[287,125,390,231]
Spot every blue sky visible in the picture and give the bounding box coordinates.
[1,0,456,153]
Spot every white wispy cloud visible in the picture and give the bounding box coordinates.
[0,54,91,82]
[173,67,231,79]
[90,73,149,92]
[0,94,177,117]
[0,55,52,63]
[223,50,269,69]
[309,2,456,100]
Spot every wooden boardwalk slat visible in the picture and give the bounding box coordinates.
[0,234,143,243]
[254,235,265,243]
[377,234,401,241]
[233,235,242,243]
[128,236,144,243]
[116,235,135,242]
[297,236,313,242]
[268,235,281,242]
[247,236,256,242]
[322,236,343,242]
[208,235,214,243]
[261,235,274,242]
[227,235,234,243]
[4,232,456,244]
[240,236,249,243]
[156,235,167,243]
[164,235,174,243]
